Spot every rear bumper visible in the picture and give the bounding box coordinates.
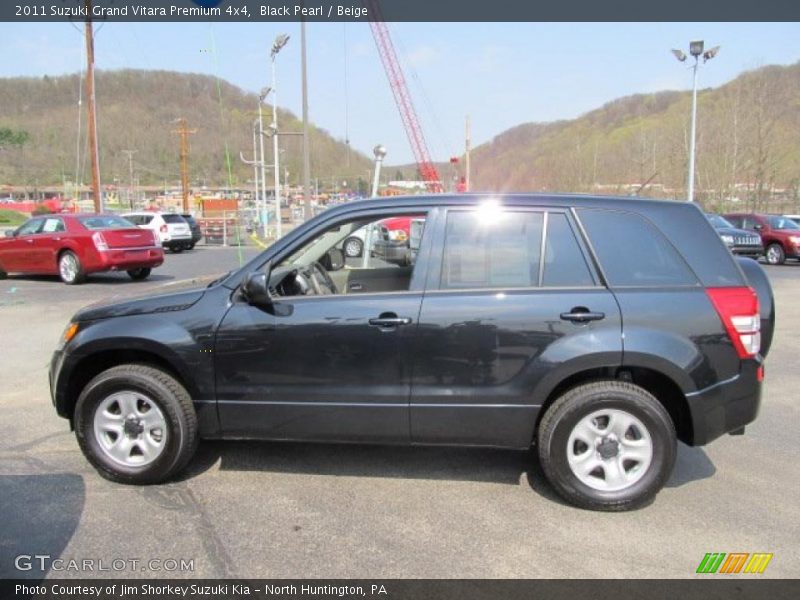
[373,239,409,265]
[89,247,164,272]
[686,358,762,446]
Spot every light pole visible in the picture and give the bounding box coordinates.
[271,33,290,239]
[371,144,387,197]
[671,41,720,202]
[364,144,387,267]
[258,89,271,238]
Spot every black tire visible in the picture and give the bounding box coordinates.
[537,381,676,511]
[170,245,184,254]
[765,243,785,265]
[74,364,198,485]
[58,250,85,285]
[0,268,6,279]
[186,242,196,250]
[127,267,152,281]
[343,236,363,258]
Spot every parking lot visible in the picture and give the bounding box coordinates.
[1,246,798,579]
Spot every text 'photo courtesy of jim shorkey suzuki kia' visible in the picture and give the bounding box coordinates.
[48,194,775,511]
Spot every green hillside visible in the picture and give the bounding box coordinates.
[470,62,800,210]
[0,69,371,191]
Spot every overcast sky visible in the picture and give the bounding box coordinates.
[1,22,798,164]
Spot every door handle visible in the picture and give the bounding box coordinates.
[560,307,605,323]
[369,315,412,329]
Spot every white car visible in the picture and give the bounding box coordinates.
[122,212,192,253]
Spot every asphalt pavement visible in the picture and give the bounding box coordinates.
[1,247,798,579]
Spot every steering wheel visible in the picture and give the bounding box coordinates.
[312,262,338,295]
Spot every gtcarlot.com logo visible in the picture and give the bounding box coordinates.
[14,554,194,573]
[696,552,773,574]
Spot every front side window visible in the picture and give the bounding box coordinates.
[767,216,800,230]
[16,219,43,236]
[270,212,428,297]
[578,209,698,287]
[441,210,543,289]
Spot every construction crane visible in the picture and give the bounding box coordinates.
[363,0,443,193]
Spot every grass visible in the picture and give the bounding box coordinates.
[0,209,28,227]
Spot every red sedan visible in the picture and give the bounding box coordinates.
[0,214,164,284]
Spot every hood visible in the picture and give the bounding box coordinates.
[73,273,223,321]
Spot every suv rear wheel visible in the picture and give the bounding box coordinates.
[537,381,676,511]
[74,364,198,484]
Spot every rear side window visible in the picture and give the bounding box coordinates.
[442,210,543,289]
[578,209,698,287]
[542,214,594,287]
[163,214,185,224]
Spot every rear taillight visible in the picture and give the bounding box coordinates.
[388,229,408,241]
[706,287,761,358]
[160,224,168,233]
[92,232,108,251]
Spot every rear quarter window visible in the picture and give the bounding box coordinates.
[577,209,698,287]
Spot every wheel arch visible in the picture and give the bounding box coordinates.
[60,346,197,427]
[533,365,694,446]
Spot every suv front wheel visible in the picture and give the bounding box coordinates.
[74,364,198,484]
[537,381,676,511]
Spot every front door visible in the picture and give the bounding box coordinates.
[214,209,434,443]
[410,207,622,448]
[0,218,44,272]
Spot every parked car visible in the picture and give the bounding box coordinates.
[122,212,192,253]
[179,213,203,250]
[0,214,163,284]
[705,213,763,259]
[724,212,800,265]
[342,216,419,259]
[50,195,774,511]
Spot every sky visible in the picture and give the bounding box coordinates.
[1,21,799,165]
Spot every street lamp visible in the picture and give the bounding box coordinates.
[671,40,720,202]
[258,87,271,239]
[270,34,290,239]
[371,144,387,197]
[363,144,387,267]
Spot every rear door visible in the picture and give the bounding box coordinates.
[410,206,622,448]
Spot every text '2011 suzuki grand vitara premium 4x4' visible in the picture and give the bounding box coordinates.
[50,195,775,510]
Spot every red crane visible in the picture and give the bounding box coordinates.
[363,0,443,192]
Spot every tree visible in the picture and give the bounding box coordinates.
[0,127,30,150]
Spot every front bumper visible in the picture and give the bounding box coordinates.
[731,245,763,258]
[685,358,762,446]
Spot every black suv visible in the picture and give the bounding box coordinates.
[49,195,775,511]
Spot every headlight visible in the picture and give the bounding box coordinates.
[789,235,800,244]
[720,235,734,246]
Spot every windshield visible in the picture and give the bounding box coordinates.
[79,215,136,230]
[706,214,734,229]
[767,216,800,230]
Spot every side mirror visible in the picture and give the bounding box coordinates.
[242,271,273,309]
[322,248,345,271]
[4,230,15,237]
[753,224,763,231]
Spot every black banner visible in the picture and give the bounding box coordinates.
[3,579,800,600]
[2,0,800,22]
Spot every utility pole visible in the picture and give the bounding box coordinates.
[465,115,471,192]
[122,150,137,209]
[172,119,197,213]
[301,21,312,221]
[84,0,102,213]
